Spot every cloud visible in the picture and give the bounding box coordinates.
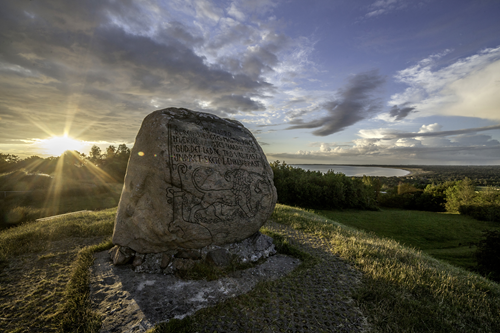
[396,124,500,139]
[418,123,442,133]
[389,104,417,120]
[390,46,500,121]
[229,0,279,18]
[210,95,265,113]
[269,122,500,164]
[268,131,500,164]
[287,70,386,136]
[364,0,411,18]
[359,123,500,141]
[0,0,306,147]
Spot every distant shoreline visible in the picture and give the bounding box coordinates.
[288,164,441,177]
[290,164,413,177]
[396,167,433,177]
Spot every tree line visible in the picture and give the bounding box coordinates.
[377,177,500,222]
[0,144,131,183]
[270,161,378,211]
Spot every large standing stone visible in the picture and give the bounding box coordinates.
[112,108,277,254]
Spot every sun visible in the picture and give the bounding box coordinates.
[40,135,86,156]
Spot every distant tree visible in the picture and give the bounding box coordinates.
[363,175,382,199]
[61,150,87,167]
[0,153,20,172]
[445,177,476,212]
[105,145,116,160]
[97,144,131,182]
[24,155,43,162]
[116,144,131,161]
[397,182,421,195]
[89,145,103,166]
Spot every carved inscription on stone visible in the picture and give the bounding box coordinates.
[170,125,261,167]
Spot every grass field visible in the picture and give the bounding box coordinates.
[0,205,499,332]
[314,208,500,271]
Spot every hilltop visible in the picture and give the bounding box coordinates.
[0,205,499,332]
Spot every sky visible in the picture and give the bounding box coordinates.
[1,0,500,165]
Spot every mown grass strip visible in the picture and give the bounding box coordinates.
[272,204,500,332]
[0,209,116,332]
[57,239,113,333]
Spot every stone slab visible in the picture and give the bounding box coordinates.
[113,108,277,253]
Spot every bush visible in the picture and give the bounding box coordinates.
[378,192,411,209]
[459,204,500,222]
[474,230,500,282]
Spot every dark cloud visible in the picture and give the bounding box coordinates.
[211,95,265,113]
[287,69,386,136]
[287,109,312,120]
[389,104,417,120]
[0,0,284,145]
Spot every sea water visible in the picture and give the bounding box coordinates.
[291,164,410,177]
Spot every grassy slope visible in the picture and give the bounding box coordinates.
[315,208,500,270]
[272,205,500,332]
[0,205,499,332]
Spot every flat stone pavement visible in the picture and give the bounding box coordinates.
[90,221,369,332]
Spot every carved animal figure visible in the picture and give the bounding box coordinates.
[189,167,264,222]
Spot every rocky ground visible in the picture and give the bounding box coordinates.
[90,220,370,332]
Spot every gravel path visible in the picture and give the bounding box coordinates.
[185,220,370,333]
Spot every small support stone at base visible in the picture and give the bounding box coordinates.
[109,231,276,274]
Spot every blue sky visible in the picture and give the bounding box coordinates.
[1,0,499,164]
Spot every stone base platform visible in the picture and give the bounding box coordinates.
[89,251,300,332]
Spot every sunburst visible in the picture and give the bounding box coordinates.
[39,135,86,156]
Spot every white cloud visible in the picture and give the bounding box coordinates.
[364,0,410,18]
[194,0,223,22]
[418,123,442,133]
[395,138,422,147]
[227,3,245,21]
[358,128,396,139]
[390,46,500,120]
[269,128,500,164]
[319,143,331,152]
